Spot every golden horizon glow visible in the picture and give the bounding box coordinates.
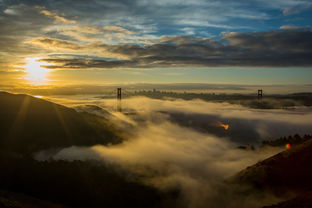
[24,57,51,85]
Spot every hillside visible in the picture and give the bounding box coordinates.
[263,192,312,208]
[0,92,176,208]
[0,91,122,154]
[234,138,312,192]
[0,189,67,208]
[0,150,168,208]
[232,138,312,207]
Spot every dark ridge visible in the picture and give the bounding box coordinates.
[232,138,312,194]
[0,91,122,154]
[263,192,312,208]
[0,92,180,208]
[0,150,175,208]
[0,189,67,208]
[261,134,312,148]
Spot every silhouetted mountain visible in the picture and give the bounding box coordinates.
[0,92,178,208]
[0,91,122,154]
[234,138,312,192]
[0,150,173,208]
[263,192,312,208]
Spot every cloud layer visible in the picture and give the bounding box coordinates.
[29,30,311,69]
[1,0,312,72]
[35,96,312,207]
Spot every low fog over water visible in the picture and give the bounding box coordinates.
[35,95,312,207]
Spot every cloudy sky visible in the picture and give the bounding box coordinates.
[0,0,312,87]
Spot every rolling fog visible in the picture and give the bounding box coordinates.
[36,96,312,208]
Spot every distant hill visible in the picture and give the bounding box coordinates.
[261,134,312,148]
[128,90,312,109]
[0,91,122,154]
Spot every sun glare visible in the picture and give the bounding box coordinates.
[24,57,51,85]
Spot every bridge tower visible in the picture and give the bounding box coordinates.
[117,88,122,112]
[258,89,263,99]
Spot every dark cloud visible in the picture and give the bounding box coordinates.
[223,30,312,52]
[0,0,312,71]
[41,58,132,69]
[40,30,312,69]
[31,37,82,50]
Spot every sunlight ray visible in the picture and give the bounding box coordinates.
[8,96,30,141]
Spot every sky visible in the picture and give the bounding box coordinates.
[0,0,312,89]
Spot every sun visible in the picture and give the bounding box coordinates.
[24,57,51,85]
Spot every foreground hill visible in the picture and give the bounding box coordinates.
[263,192,312,208]
[233,138,312,207]
[0,91,121,154]
[234,139,312,192]
[0,150,169,208]
[0,189,67,208]
[0,92,176,208]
